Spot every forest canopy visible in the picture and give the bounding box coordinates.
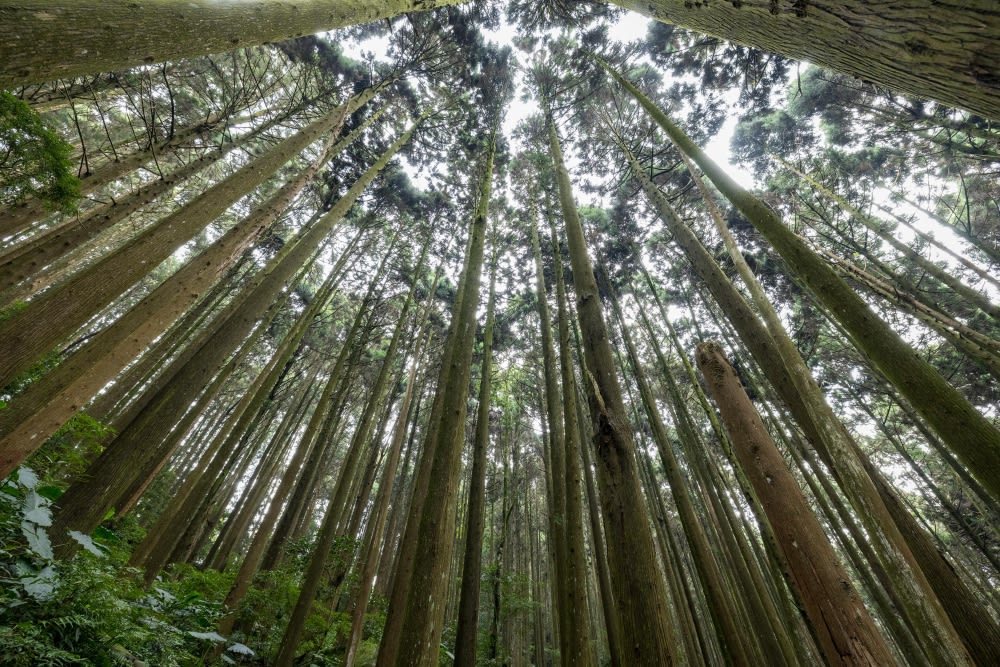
[1,1,999,665]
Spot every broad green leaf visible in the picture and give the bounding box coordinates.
[21,521,53,559]
[68,530,106,556]
[22,490,52,526]
[36,485,64,502]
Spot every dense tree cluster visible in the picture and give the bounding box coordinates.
[1,2,998,665]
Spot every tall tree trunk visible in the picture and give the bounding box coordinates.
[45,116,419,545]
[607,285,756,666]
[544,101,677,665]
[454,256,498,667]
[0,111,228,238]
[272,230,415,666]
[0,0,465,87]
[696,341,897,667]
[0,88,376,391]
[377,126,497,667]
[608,60,1000,509]
[609,0,1000,120]
[0,118,344,475]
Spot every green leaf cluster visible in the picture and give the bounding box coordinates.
[0,92,80,213]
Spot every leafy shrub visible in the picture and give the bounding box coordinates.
[0,92,80,213]
[0,467,254,665]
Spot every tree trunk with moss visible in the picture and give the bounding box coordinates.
[611,0,1000,120]
[545,103,677,665]
[453,256,497,667]
[0,0,464,87]
[377,127,496,667]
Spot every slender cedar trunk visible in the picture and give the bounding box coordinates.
[696,341,898,666]
[575,378,623,667]
[376,127,496,667]
[46,119,416,546]
[0,121,343,475]
[272,233,410,666]
[0,92,365,392]
[544,103,677,665]
[633,157,964,662]
[261,264,393,574]
[0,0,465,86]
[211,400,325,644]
[684,148,984,661]
[864,192,1000,293]
[129,269,341,580]
[819,248,1000,380]
[344,290,436,666]
[891,194,1000,267]
[453,256,497,666]
[0,111,227,238]
[1,103,386,308]
[608,0,1000,120]
[635,146,997,663]
[783,159,1000,323]
[526,198,574,666]
[610,65,1000,508]
[550,218,599,667]
[203,411,300,571]
[374,382,426,599]
[607,286,755,666]
[83,255,249,428]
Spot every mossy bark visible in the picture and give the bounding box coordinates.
[545,106,677,665]
[453,257,497,667]
[377,128,496,667]
[610,0,1000,120]
[0,0,465,87]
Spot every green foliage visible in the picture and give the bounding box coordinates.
[28,413,116,484]
[0,467,253,666]
[0,92,80,213]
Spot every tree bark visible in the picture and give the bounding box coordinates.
[453,257,497,667]
[545,102,677,665]
[696,341,897,667]
[611,0,1000,120]
[0,0,465,87]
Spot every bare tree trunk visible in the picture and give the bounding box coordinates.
[696,341,898,666]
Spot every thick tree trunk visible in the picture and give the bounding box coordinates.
[0,0,465,87]
[545,105,677,665]
[696,341,897,667]
[612,0,1000,120]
